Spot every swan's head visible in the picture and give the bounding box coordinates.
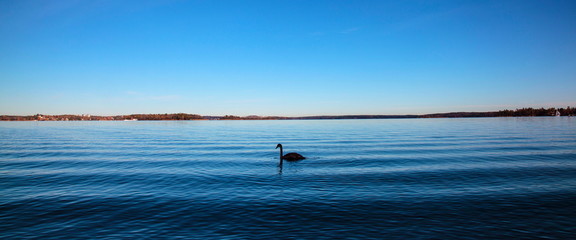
[276,144,282,149]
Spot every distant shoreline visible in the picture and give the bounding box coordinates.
[1,107,574,121]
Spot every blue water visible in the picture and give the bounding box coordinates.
[1,118,575,239]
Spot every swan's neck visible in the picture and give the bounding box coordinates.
[278,146,284,167]
[279,146,283,159]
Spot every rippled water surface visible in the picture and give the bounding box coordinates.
[1,118,575,239]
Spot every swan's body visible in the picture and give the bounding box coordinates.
[281,152,306,161]
[276,144,305,161]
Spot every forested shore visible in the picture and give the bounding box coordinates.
[1,107,574,121]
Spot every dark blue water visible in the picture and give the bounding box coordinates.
[1,118,575,239]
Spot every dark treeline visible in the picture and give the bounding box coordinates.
[421,107,575,118]
[123,113,203,121]
[1,107,574,121]
[290,107,574,119]
[493,107,575,117]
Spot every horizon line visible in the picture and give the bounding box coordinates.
[1,107,573,121]
[1,106,574,118]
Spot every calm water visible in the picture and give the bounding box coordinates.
[1,118,575,239]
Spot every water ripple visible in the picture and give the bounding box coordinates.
[1,118,576,239]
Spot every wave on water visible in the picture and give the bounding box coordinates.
[1,118,575,239]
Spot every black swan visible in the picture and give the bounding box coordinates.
[276,144,305,161]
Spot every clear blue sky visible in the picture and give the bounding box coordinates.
[1,0,575,116]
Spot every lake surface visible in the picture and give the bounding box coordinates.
[1,118,575,239]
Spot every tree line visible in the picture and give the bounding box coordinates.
[493,107,574,117]
[0,113,202,121]
[421,107,575,118]
[122,113,203,120]
[1,107,574,121]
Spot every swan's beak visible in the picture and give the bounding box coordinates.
[276,144,281,149]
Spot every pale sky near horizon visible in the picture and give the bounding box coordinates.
[1,0,575,116]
